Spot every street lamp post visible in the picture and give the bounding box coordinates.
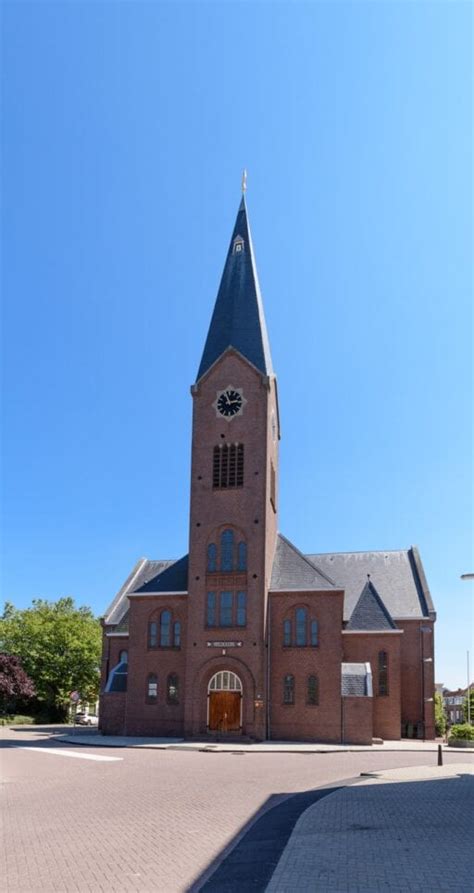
[460,574,473,726]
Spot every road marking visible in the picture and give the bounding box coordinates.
[14,747,122,762]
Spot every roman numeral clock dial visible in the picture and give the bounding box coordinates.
[213,386,247,420]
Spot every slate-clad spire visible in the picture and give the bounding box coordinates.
[197,196,273,381]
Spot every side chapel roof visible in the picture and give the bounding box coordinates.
[346,580,397,631]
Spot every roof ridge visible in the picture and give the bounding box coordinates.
[278,533,336,586]
[308,549,410,556]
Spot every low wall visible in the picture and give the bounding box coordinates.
[342,696,373,745]
[99,693,126,735]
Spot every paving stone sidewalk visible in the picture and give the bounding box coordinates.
[59,730,474,755]
[266,764,474,892]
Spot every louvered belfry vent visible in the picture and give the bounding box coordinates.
[213,444,244,489]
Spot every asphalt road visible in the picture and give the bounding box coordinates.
[1,726,471,892]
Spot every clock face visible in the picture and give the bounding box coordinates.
[213,386,247,420]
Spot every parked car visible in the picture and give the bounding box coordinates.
[74,713,98,726]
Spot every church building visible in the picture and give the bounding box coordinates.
[100,192,436,744]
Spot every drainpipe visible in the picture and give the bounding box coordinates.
[266,596,271,741]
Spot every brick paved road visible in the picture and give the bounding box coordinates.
[1,727,471,892]
[266,771,474,893]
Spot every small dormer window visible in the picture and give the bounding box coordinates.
[233,235,244,254]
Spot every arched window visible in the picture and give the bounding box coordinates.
[209,671,242,692]
[160,610,171,647]
[207,543,217,572]
[307,675,319,706]
[283,675,295,705]
[220,529,234,571]
[148,621,158,648]
[283,610,318,648]
[119,650,128,663]
[237,542,247,571]
[105,659,128,693]
[174,621,181,648]
[146,673,158,702]
[296,607,307,646]
[167,674,179,705]
[378,651,388,696]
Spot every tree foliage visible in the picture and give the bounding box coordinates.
[434,691,446,736]
[462,689,474,724]
[0,653,36,713]
[0,598,101,718]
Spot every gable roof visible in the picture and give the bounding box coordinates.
[196,196,273,381]
[306,547,434,621]
[271,534,336,592]
[103,556,188,629]
[346,580,397,631]
[131,554,189,594]
[341,662,371,697]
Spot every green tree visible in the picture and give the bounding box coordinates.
[434,691,446,737]
[462,688,474,725]
[0,598,101,720]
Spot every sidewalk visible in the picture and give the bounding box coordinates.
[59,730,474,754]
[265,763,473,893]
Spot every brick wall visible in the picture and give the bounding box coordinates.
[397,619,435,738]
[269,590,344,742]
[100,693,126,735]
[343,631,402,740]
[342,696,373,745]
[124,594,187,737]
[184,352,279,740]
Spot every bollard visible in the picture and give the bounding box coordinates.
[438,743,443,766]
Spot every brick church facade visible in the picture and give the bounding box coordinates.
[100,194,436,743]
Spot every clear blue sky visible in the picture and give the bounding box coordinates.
[2,2,472,689]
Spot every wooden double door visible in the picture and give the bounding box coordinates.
[208,691,242,732]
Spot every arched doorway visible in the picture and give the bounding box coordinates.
[207,671,243,733]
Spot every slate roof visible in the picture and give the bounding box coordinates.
[306,548,434,621]
[346,580,397,631]
[270,534,336,591]
[104,556,188,629]
[341,662,370,697]
[197,196,273,381]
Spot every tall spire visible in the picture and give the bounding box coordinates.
[196,194,273,382]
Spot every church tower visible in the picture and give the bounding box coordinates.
[183,192,279,738]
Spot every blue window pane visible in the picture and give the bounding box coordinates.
[174,621,181,647]
[207,543,217,572]
[220,591,233,626]
[296,608,307,646]
[220,529,234,571]
[237,542,247,571]
[207,592,217,627]
[236,591,247,626]
[310,619,318,647]
[283,619,292,647]
[149,621,158,647]
[160,610,171,647]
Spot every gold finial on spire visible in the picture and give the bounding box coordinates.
[241,168,247,194]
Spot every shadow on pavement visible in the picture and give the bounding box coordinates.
[188,780,354,893]
[0,725,99,747]
[189,773,474,893]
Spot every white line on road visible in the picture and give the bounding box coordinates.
[13,747,123,762]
